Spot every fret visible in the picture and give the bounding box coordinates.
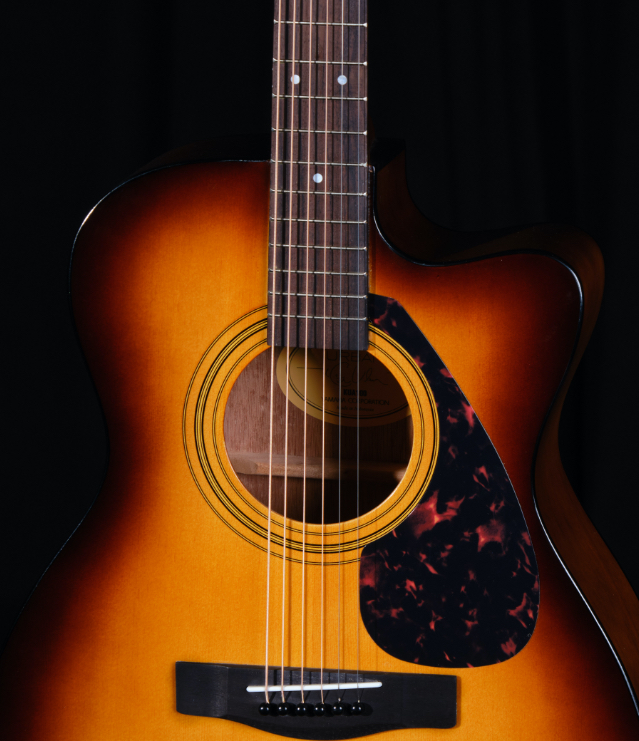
[269,326,367,351]
[273,129,367,135]
[271,238,367,252]
[270,214,368,234]
[273,77,367,95]
[270,268,366,277]
[275,160,366,167]
[271,135,367,168]
[270,283,367,299]
[270,198,368,221]
[272,247,367,254]
[270,314,365,322]
[273,169,366,192]
[270,216,367,237]
[270,189,367,201]
[270,236,368,255]
[275,94,367,102]
[272,298,367,311]
[270,282,367,298]
[275,21,367,28]
[271,100,367,133]
[269,245,367,272]
[275,59,367,66]
[271,286,367,301]
[271,101,367,121]
[271,189,367,197]
[270,211,367,225]
[270,207,367,249]
[273,34,367,66]
[271,217,366,225]
[269,292,367,300]
[269,241,368,252]
[272,289,367,301]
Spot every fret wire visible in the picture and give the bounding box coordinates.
[270,244,367,251]
[275,20,367,27]
[271,217,367,225]
[273,129,367,135]
[274,160,367,167]
[275,95,367,101]
[269,314,365,322]
[269,292,367,299]
[275,59,367,66]
[271,190,367,196]
[270,269,367,276]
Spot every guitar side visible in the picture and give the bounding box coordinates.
[0,143,637,740]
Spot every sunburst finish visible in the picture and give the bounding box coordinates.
[0,155,637,740]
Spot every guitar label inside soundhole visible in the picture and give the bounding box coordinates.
[275,348,411,427]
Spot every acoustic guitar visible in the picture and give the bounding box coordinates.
[1,1,638,739]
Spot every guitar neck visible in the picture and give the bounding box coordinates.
[268,0,369,351]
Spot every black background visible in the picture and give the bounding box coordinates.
[3,0,639,649]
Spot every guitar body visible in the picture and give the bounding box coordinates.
[0,142,638,740]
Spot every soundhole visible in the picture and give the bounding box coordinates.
[223,348,413,525]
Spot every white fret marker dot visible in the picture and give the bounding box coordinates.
[313,173,323,183]
[291,74,300,85]
[337,75,347,85]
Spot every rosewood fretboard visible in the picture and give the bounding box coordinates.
[267,0,368,351]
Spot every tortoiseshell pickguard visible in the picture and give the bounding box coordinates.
[360,295,539,668]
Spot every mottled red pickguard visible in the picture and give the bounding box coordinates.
[360,295,539,668]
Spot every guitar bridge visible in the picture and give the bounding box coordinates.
[176,662,457,739]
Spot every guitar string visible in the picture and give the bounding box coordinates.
[281,0,300,705]
[265,0,286,706]
[271,0,365,706]
[319,0,331,705]
[355,0,363,702]
[268,0,367,706]
[336,0,345,701]
[299,0,316,705]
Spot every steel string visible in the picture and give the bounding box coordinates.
[299,0,317,706]
[265,0,287,706]
[319,0,332,706]
[355,0,363,701]
[280,0,300,705]
[336,0,346,701]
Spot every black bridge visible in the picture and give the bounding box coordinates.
[176,662,457,739]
